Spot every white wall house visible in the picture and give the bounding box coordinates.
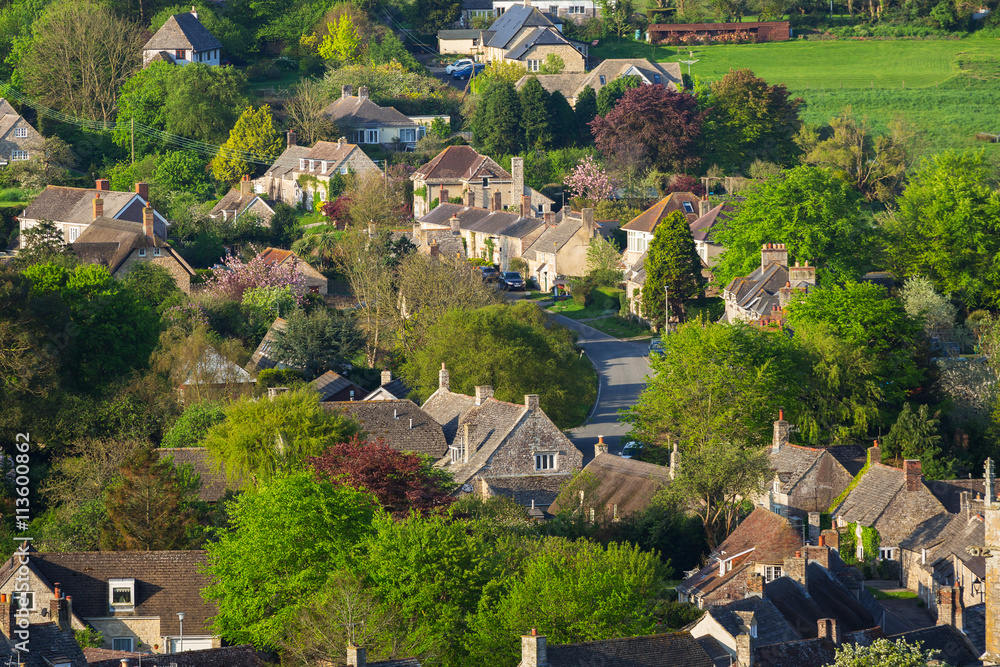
[142,9,222,67]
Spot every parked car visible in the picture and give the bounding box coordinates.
[453,63,486,80]
[647,338,664,356]
[500,271,526,291]
[621,441,644,459]
[445,58,474,74]
[480,266,500,283]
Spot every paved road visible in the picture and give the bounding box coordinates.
[552,315,652,463]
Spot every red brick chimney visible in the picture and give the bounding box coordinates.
[241,174,253,198]
[287,129,297,147]
[49,583,70,632]
[868,440,882,465]
[429,239,439,256]
[92,195,104,220]
[904,459,922,492]
[937,585,964,631]
[143,206,155,240]
[0,594,13,638]
[134,181,149,202]
[95,178,110,191]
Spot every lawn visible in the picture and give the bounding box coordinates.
[588,316,651,338]
[547,299,618,319]
[592,36,1000,155]
[866,587,919,600]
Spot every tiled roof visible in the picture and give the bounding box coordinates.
[695,635,730,667]
[506,26,579,60]
[89,645,263,667]
[439,29,483,39]
[545,631,714,667]
[364,378,411,400]
[313,370,368,402]
[826,445,867,476]
[421,387,476,445]
[23,186,138,225]
[324,96,416,127]
[516,59,682,101]
[547,453,671,516]
[0,551,216,636]
[486,4,554,49]
[707,596,800,646]
[479,473,571,508]
[0,622,88,666]
[926,478,986,513]
[621,193,701,232]
[261,141,376,179]
[264,145,310,178]
[412,145,511,182]
[156,447,241,502]
[901,511,986,579]
[326,399,448,458]
[765,562,878,637]
[521,219,582,260]
[892,624,981,666]
[962,602,985,655]
[771,444,824,495]
[209,189,275,219]
[755,628,883,667]
[689,201,735,242]
[143,12,222,52]
[246,317,288,373]
[438,397,529,485]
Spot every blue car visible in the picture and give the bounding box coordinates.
[453,63,485,80]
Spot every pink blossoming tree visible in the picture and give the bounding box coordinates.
[205,252,308,304]
[564,155,618,203]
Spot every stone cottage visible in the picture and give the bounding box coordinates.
[0,98,43,166]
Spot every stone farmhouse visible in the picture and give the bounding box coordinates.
[209,176,276,225]
[324,399,449,459]
[422,364,584,512]
[255,134,381,208]
[324,85,427,150]
[515,58,681,107]
[142,8,222,67]
[722,243,816,324]
[72,212,196,293]
[0,550,219,654]
[19,180,168,245]
[0,99,42,166]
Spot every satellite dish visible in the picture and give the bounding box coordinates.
[461,483,473,493]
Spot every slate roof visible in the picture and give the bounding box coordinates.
[826,445,867,476]
[479,473,571,508]
[438,397,530,485]
[0,551,215,636]
[707,596,801,646]
[326,399,449,458]
[544,631,714,667]
[963,602,985,655]
[412,145,512,183]
[755,628,883,667]
[689,201,735,242]
[439,29,483,39]
[486,4,554,49]
[892,624,981,666]
[209,188,275,220]
[0,621,88,666]
[462,0,492,9]
[678,508,802,601]
[521,218,582,260]
[313,370,368,402]
[364,376,411,401]
[695,635,731,667]
[926,478,986,513]
[547,453,671,516]
[506,26,579,60]
[765,562,878,638]
[263,145,310,179]
[621,192,701,232]
[324,95,417,128]
[900,511,986,580]
[156,447,240,502]
[89,645,263,667]
[143,12,222,52]
[421,387,476,446]
[246,317,288,373]
[73,217,194,277]
[22,186,139,225]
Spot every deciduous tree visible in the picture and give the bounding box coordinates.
[825,638,952,667]
[595,75,641,115]
[285,78,337,145]
[564,155,617,203]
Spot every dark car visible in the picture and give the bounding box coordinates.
[453,63,486,80]
[500,271,526,291]
[480,266,500,283]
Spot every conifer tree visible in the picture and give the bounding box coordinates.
[641,210,704,329]
[575,85,597,145]
[473,80,523,157]
[519,76,552,149]
[547,90,577,148]
[212,104,282,182]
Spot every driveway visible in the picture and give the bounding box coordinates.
[552,315,651,462]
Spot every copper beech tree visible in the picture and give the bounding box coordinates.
[308,436,454,515]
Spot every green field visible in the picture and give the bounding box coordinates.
[593,36,1000,155]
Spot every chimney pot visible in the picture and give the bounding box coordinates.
[135,181,149,202]
[143,206,155,240]
[474,385,493,406]
[595,435,608,456]
[241,175,253,198]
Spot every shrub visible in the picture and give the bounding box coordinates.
[257,368,305,390]
[571,278,595,305]
[588,268,623,288]
[161,401,225,448]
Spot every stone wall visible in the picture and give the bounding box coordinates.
[477,405,583,477]
[90,616,161,652]
[518,43,586,73]
[115,250,192,293]
[0,570,86,631]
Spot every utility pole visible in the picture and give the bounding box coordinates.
[130,117,135,166]
[664,285,669,335]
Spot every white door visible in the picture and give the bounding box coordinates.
[168,637,215,652]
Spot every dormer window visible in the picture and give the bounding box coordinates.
[109,578,135,611]
[322,161,329,172]
[299,158,306,170]
[449,445,464,463]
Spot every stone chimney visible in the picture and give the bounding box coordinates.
[783,552,808,592]
[735,612,756,667]
[699,195,710,218]
[439,362,450,390]
[525,394,540,411]
[778,281,794,308]
[463,422,475,463]
[381,370,392,386]
[342,84,352,98]
[521,629,547,667]
[241,174,253,198]
[986,457,995,508]
[772,409,789,454]
[429,239,439,257]
[287,129,297,147]
[544,211,556,226]
[904,459,922,492]
[669,441,679,480]
[49,585,70,632]
[450,216,461,234]
[358,86,369,100]
[95,178,110,191]
[808,512,821,544]
[346,645,367,667]
[511,157,524,212]
[0,594,13,638]
[338,136,347,148]
[761,243,789,271]
[803,543,830,569]
[746,572,764,599]
[466,189,476,207]
[817,618,840,644]
[521,194,532,217]
[937,586,964,632]
[474,385,493,406]
[581,208,595,238]
[491,190,502,213]
[961,491,970,518]
[135,181,149,202]
[143,206,155,240]
[93,194,104,220]
[789,261,817,286]
[595,435,607,455]
[868,440,882,466]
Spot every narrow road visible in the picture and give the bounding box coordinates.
[552,315,652,462]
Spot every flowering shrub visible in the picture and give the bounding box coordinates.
[564,155,618,203]
[205,252,307,303]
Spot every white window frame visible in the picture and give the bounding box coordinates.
[400,127,417,143]
[527,59,540,72]
[366,129,378,144]
[299,158,306,170]
[109,578,136,611]
[68,227,78,242]
[449,445,464,463]
[534,452,556,471]
[153,247,161,256]
[764,565,782,583]
[138,248,146,257]
[569,5,585,12]
[14,127,27,138]
[339,166,348,174]
[682,201,695,214]
[10,150,27,161]
[879,547,895,561]
[112,637,133,652]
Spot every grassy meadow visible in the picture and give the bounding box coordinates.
[592,36,1000,155]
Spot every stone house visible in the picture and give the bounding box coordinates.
[256,247,328,295]
[481,2,586,72]
[72,212,196,293]
[324,86,425,150]
[521,208,604,289]
[416,202,549,268]
[255,134,381,209]
[0,98,43,165]
[0,550,218,654]
[19,180,167,245]
[208,176,276,225]
[722,243,817,324]
[325,399,449,458]
[518,630,714,667]
[900,510,987,613]
[689,199,736,268]
[411,148,553,219]
[515,58,681,107]
[689,595,801,666]
[423,365,584,507]
[495,0,602,23]
[363,370,411,401]
[142,8,221,67]
[313,370,368,403]
[0,592,88,666]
